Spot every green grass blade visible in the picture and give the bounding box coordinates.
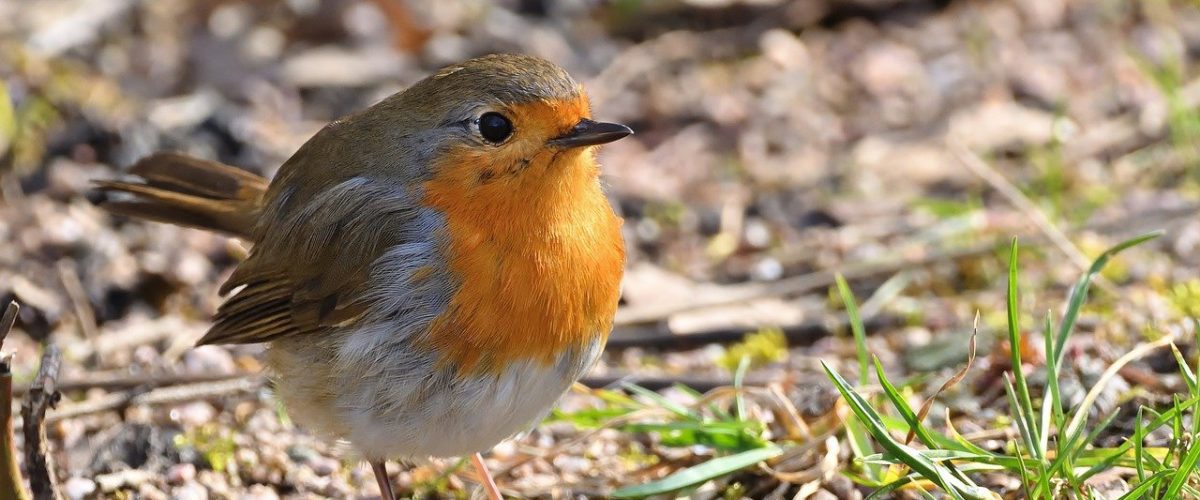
[1135,406,1146,483]
[610,445,783,498]
[622,382,697,420]
[672,383,732,421]
[1062,336,1176,469]
[1083,396,1198,476]
[1118,470,1173,500]
[836,274,871,385]
[0,82,15,160]
[1054,231,1163,367]
[866,450,1013,470]
[1040,314,1063,459]
[1009,428,1038,500]
[1005,239,1041,459]
[823,362,990,500]
[1171,394,1184,464]
[1004,374,1051,498]
[845,417,880,483]
[733,355,750,422]
[865,475,939,500]
[1161,390,1200,496]
[1163,405,1200,496]
[942,413,998,458]
[619,421,767,451]
[835,274,882,482]
[1071,410,1125,481]
[1003,371,1032,450]
[873,356,938,449]
[1170,342,1197,398]
[880,414,985,455]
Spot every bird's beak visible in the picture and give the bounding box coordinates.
[549,119,633,148]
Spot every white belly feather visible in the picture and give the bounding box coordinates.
[267,323,603,461]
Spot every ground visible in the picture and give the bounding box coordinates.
[1,0,1199,498]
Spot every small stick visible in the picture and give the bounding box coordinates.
[13,371,247,396]
[36,371,758,420]
[48,376,262,422]
[56,261,97,341]
[1,301,28,500]
[607,314,902,351]
[470,453,503,500]
[0,302,18,350]
[21,344,63,500]
[579,374,770,392]
[949,143,1096,278]
[614,243,995,327]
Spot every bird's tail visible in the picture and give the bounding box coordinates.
[93,152,269,239]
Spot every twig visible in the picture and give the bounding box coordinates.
[0,301,18,351]
[48,376,262,423]
[27,371,753,412]
[13,371,247,396]
[578,373,771,392]
[1,301,28,500]
[21,345,62,500]
[607,313,902,350]
[950,142,1093,274]
[56,261,98,341]
[614,243,996,327]
[71,316,202,361]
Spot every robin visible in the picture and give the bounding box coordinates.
[96,53,630,499]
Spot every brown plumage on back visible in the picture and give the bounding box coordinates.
[95,152,268,239]
[96,149,389,346]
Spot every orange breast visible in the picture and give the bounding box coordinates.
[420,147,625,375]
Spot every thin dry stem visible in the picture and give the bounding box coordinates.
[1,301,28,500]
[21,344,62,500]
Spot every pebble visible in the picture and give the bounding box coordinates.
[238,484,281,500]
[635,218,661,243]
[167,463,197,485]
[854,42,925,98]
[197,470,233,498]
[138,483,169,500]
[810,490,840,500]
[551,455,591,475]
[170,401,217,428]
[96,469,154,492]
[750,257,783,281]
[309,455,339,476]
[824,474,862,500]
[236,447,261,468]
[287,444,319,463]
[132,345,162,367]
[743,219,772,249]
[184,345,237,375]
[63,477,97,500]
[172,482,209,500]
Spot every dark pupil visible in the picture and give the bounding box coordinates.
[478,112,513,143]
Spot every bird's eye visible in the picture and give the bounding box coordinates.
[477,112,513,144]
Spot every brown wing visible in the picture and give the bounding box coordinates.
[196,177,424,345]
[95,152,269,238]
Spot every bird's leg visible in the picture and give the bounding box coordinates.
[471,452,503,500]
[370,460,396,500]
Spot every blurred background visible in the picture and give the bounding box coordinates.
[2,0,1200,498]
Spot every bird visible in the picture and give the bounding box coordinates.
[94,53,631,499]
